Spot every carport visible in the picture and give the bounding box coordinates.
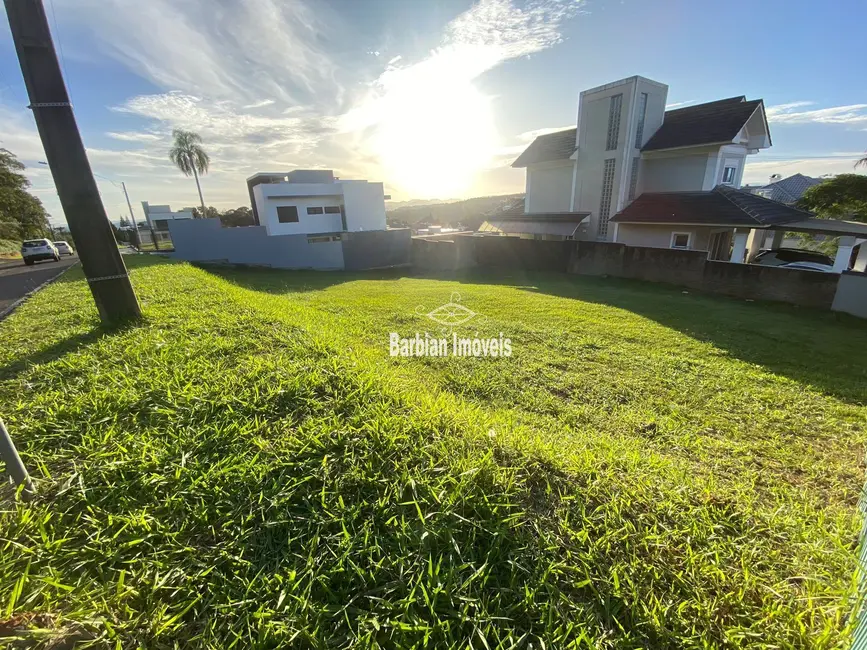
[766,217,867,272]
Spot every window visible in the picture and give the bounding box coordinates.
[277,206,299,223]
[670,232,691,249]
[307,235,341,244]
[154,219,169,231]
[722,166,737,185]
[606,93,622,151]
[597,158,616,238]
[628,157,640,202]
[634,92,648,148]
[324,206,341,214]
[307,206,324,215]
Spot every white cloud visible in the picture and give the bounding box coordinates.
[340,0,583,198]
[242,100,276,110]
[53,0,338,106]
[766,101,867,125]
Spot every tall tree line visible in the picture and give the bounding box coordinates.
[0,148,51,240]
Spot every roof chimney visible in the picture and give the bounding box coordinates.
[769,173,782,184]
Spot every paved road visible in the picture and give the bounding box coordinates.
[0,256,79,315]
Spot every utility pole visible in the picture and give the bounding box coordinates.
[120,182,141,249]
[5,0,141,324]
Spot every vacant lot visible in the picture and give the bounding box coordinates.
[1,257,865,648]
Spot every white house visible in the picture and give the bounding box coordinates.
[141,202,194,231]
[506,75,816,261]
[246,169,387,237]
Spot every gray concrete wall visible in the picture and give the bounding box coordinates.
[168,218,344,270]
[341,229,411,271]
[832,272,867,318]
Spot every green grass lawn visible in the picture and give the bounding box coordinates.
[1,257,865,648]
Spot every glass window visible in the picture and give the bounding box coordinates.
[671,232,690,249]
[324,206,341,214]
[722,166,737,184]
[606,94,622,151]
[597,158,616,238]
[635,92,648,148]
[628,157,640,202]
[277,206,299,223]
[307,206,324,215]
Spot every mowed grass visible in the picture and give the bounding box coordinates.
[0,256,865,649]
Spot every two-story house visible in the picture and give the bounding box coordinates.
[509,76,817,263]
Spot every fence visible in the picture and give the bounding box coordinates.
[410,235,863,315]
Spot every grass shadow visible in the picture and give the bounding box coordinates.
[415,267,867,405]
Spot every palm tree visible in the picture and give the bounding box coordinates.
[857,153,867,169]
[169,129,210,216]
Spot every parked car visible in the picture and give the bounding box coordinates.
[778,261,836,273]
[21,239,60,265]
[753,248,834,267]
[54,241,74,256]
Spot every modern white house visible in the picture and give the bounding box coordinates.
[505,75,867,270]
[167,169,408,271]
[141,202,194,231]
[246,169,387,237]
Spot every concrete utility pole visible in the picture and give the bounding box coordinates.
[5,0,141,324]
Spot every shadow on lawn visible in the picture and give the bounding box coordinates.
[435,267,867,406]
[200,264,867,405]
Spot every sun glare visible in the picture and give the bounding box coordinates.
[343,47,499,199]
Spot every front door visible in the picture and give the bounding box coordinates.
[708,230,732,261]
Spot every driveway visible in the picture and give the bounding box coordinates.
[0,256,79,315]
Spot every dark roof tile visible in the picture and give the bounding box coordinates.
[642,97,765,152]
[512,128,577,167]
[611,185,813,227]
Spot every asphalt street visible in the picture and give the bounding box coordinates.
[0,256,79,316]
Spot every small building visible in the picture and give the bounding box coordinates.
[141,202,194,232]
[246,170,387,236]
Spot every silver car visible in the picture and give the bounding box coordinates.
[54,241,74,256]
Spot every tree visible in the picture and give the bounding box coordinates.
[119,215,131,229]
[192,205,220,219]
[798,174,867,223]
[168,130,210,216]
[220,206,254,228]
[857,152,867,170]
[0,148,50,240]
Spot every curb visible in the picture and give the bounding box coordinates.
[0,261,80,323]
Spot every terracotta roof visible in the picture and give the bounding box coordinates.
[512,128,577,168]
[611,185,813,227]
[642,97,766,152]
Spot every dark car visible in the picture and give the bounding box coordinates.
[753,248,834,267]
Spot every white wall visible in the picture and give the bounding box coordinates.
[571,76,669,241]
[254,185,344,236]
[642,153,715,192]
[340,181,387,231]
[616,224,716,250]
[526,162,573,213]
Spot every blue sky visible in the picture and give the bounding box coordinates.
[1,0,865,227]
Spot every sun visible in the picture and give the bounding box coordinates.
[343,51,499,199]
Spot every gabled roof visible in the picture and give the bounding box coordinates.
[512,128,577,168]
[749,173,823,204]
[611,185,814,227]
[642,97,767,152]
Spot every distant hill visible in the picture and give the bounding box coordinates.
[386,193,524,229]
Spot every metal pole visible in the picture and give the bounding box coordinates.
[121,182,138,233]
[0,419,34,500]
[5,0,141,325]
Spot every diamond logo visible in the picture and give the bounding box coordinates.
[417,292,479,327]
